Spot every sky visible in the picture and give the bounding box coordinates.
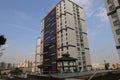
[0,0,119,64]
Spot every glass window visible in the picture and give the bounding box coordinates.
[61,30,62,33]
[67,46,68,50]
[111,13,117,18]
[118,38,120,44]
[61,48,63,51]
[118,0,120,5]
[61,35,63,37]
[61,43,63,47]
[61,38,63,42]
[109,5,115,12]
[66,42,68,45]
[77,48,80,51]
[113,20,120,26]
[77,43,79,46]
[66,37,68,40]
[107,0,113,4]
[65,21,67,23]
[116,29,120,35]
[66,33,68,35]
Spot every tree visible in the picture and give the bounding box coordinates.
[10,68,23,76]
[0,35,7,56]
[0,35,7,46]
[105,63,110,70]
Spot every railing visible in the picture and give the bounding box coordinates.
[39,70,117,78]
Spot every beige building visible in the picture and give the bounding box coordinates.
[34,37,41,74]
[109,62,120,69]
[92,64,105,70]
[17,59,32,68]
[92,62,120,70]
[104,0,120,58]
[40,0,91,74]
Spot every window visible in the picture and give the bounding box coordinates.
[60,23,62,25]
[61,43,63,47]
[65,21,67,23]
[76,31,78,33]
[65,28,67,31]
[66,42,68,45]
[118,0,120,5]
[118,38,120,44]
[107,0,113,4]
[61,30,62,33]
[67,46,68,50]
[66,37,68,40]
[67,51,69,54]
[61,38,63,42]
[61,35,63,37]
[77,43,79,46]
[116,29,120,35]
[66,33,68,36]
[77,48,80,51]
[109,5,115,11]
[78,62,81,65]
[61,48,63,51]
[111,13,117,18]
[113,20,120,26]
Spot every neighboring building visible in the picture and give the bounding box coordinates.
[109,62,120,69]
[40,0,91,74]
[92,62,120,70]
[34,37,41,74]
[104,0,120,58]
[17,59,33,68]
[0,62,16,70]
[6,63,13,69]
[0,62,6,69]
[92,64,105,70]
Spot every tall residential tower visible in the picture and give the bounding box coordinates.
[34,37,41,74]
[40,0,91,74]
[104,0,120,58]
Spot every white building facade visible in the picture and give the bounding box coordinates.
[104,0,120,58]
[34,37,41,74]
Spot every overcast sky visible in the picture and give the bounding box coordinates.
[0,0,119,64]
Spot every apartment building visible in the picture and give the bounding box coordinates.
[17,59,33,68]
[40,0,91,74]
[0,62,16,69]
[34,37,41,74]
[104,0,120,58]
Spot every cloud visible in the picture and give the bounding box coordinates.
[8,24,39,33]
[71,0,91,6]
[87,23,105,37]
[14,10,29,20]
[71,0,94,18]
[95,7,108,22]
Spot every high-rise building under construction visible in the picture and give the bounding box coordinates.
[40,0,91,74]
[104,0,120,58]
